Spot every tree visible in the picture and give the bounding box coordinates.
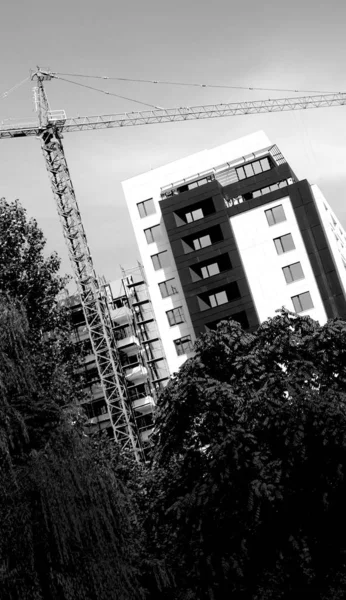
[0,199,146,599]
[149,312,346,599]
[0,303,145,599]
[0,197,66,331]
[0,197,82,449]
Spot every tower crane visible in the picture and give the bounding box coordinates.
[1,68,345,462]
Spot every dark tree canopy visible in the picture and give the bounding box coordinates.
[0,199,147,600]
[149,312,346,600]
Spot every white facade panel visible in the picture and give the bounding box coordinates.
[122,132,272,374]
[311,184,346,297]
[230,196,328,324]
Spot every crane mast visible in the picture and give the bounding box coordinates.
[32,69,143,461]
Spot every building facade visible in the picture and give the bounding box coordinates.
[122,131,346,375]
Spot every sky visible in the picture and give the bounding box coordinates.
[1,0,346,293]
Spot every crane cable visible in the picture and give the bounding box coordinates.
[1,76,30,100]
[52,72,336,96]
[52,75,164,109]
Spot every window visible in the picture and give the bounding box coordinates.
[244,163,254,178]
[186,208,204,223]
[137,198,155,218]
[193,234,212,251]
[265,205,286,226]
[159,278,178,298]
[282,262,304,283]
[236,157,272,181]
[201,262,220,278]
[151,251,170,271]
[166,306,185,326]
[144,224,163,244]
[253,160,264,174]
[209,290,228,307]
[260,157,271,171]
[274,233,295,255]
[269,183,279,192]
[174,335,194,356]
[292,292,314,313]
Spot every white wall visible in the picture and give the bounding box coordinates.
[122,131,272,374]
[231,196,328,325]
[312,184,346,298]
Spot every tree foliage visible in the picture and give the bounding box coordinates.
[149,312,346,599]
[0,197,67,331]
[0,199,146,599]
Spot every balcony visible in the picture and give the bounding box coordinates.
[83,353,95,365]
[125,364,148,384]
[72,325,89,343]
[116,334,140,356]
[174,197,215,227]
[140,427,154,444]
[132,395,155,415]
[181,224,223,255]
[75,355,97,375]
[110,306,132,326]
[87,418,110,432]
[90,383,104,400]
[88,412,110,425]
[224,177,295,208]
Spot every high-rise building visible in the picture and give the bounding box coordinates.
[122,131,346,375]
[61,265,169,458]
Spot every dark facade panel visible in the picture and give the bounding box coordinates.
[311,225,329,250]
[160,178,260,336]
[318,248,337,274]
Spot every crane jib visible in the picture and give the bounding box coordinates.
[1,92,345,139]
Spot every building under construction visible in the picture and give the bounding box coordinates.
[62,265,169,458]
